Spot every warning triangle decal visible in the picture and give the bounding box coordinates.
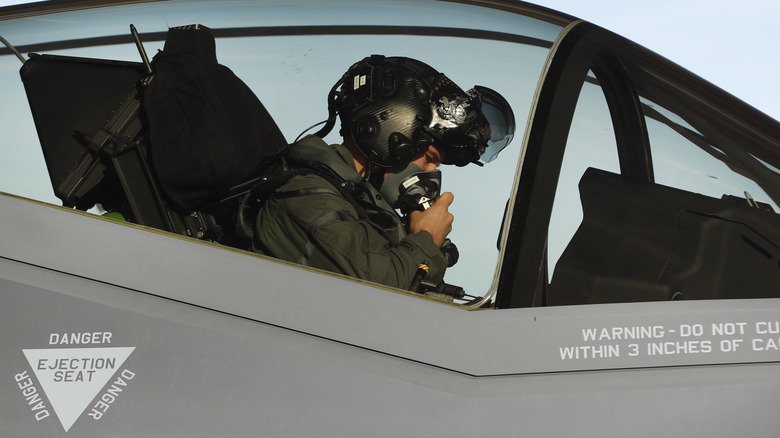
[23,347,135,432]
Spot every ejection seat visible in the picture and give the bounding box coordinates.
[546,167,780,305]
[20,24,287,240]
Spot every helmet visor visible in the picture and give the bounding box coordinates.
[472,85,515,164]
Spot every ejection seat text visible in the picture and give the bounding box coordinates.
[49,332,113,345]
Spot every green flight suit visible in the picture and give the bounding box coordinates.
[252,136,447,289]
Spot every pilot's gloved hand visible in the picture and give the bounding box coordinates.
[408,192,454,247]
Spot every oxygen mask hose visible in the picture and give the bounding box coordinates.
[440,239,459,267]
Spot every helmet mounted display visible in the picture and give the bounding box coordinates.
[315,55,515,167]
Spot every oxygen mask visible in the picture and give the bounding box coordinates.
[381,162,441,215]
[381,162,458,267]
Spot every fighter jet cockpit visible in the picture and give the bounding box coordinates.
[1,0,779,310]
[3,2,780,435]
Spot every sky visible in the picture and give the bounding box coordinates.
[529,0,780,122]
[2,0,778,121]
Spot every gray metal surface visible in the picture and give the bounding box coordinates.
[2,194,780,437]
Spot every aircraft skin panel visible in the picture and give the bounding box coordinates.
[2,219,780,436]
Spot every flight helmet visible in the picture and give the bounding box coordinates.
[315,55,515,167]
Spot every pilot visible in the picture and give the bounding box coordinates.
[252,55,514,290]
